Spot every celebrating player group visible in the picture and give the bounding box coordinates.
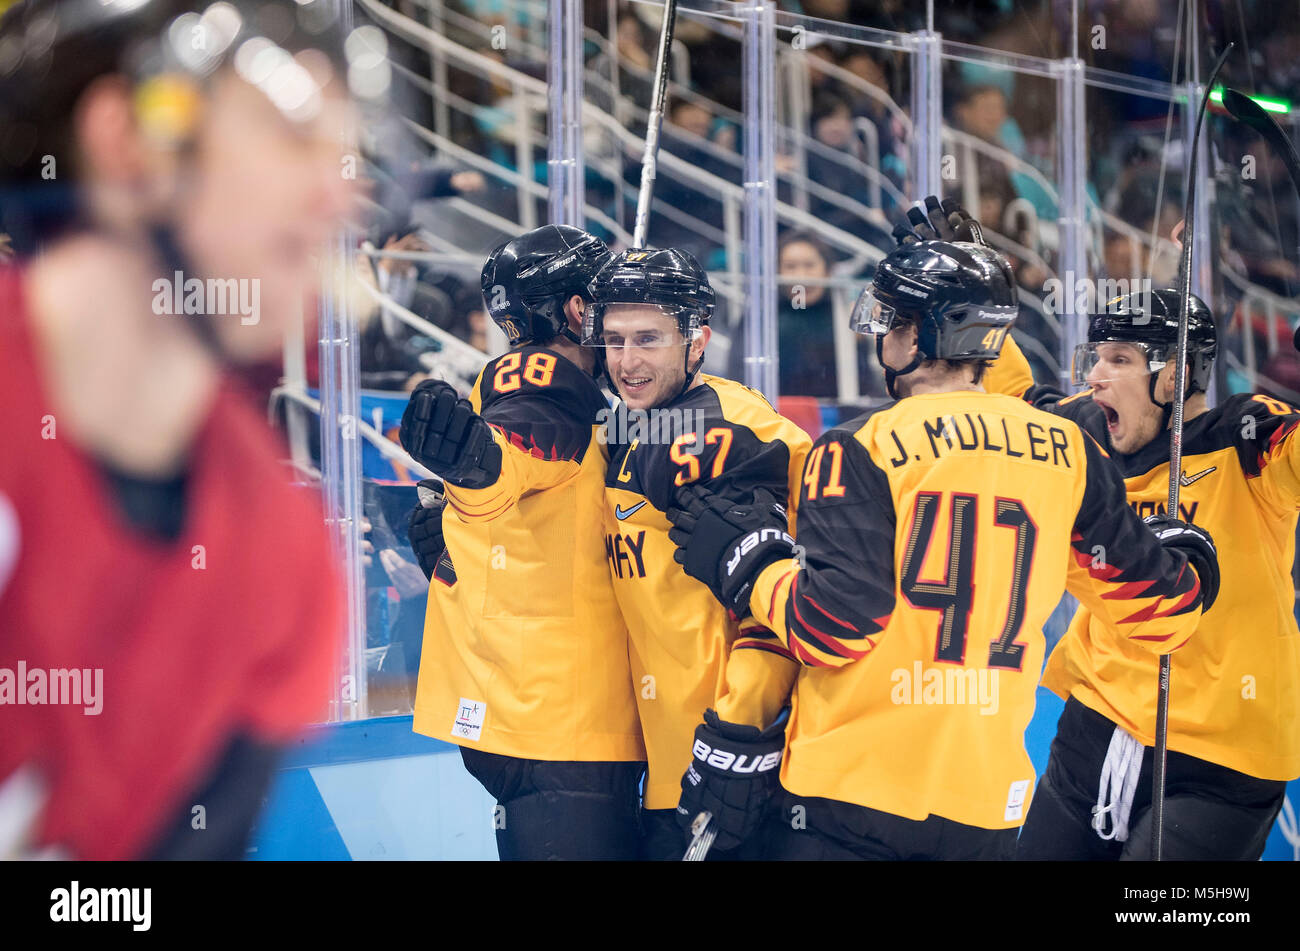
[396,193,1298,861]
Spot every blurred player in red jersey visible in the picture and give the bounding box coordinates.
[0,0,383,859]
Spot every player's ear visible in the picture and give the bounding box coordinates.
[564,295,586,332]
[903,322,919,359]
[1155,361,1178,401]
[691,324,711,363]
[77,75,150,187]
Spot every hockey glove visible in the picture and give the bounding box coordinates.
[667,484,795,619]
[676,708,788,853]
[1143,514,1220,610]
[408,480,447,582]
[399,380,502,489]
[892,194,989,247]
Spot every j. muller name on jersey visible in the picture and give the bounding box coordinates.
[885,412,1074,469]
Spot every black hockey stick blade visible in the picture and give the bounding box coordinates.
[1222,89,1300,197]
[1220,88,1300,350]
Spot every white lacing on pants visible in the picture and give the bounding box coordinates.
[1091,725,1144,841]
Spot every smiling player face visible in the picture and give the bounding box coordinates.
[601,305,708,410]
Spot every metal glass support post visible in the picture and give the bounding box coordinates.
[427,0,450,141]
[317,0,365,722]
[909,29,942,201]
[318,234,368,723]
[1055,56,1088,390]
[743,1,778,404]
[548,0,585,225]
[513,77,538,231]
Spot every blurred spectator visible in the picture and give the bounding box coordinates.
[805,91,877,238]
[1103,231,1144,282]
[953,83,1010,144]
[365,154,486,249]
[769,230,875,398]
[805,35,849,97]
[951,78,1057,221]
[589,15,656,114]
[440,286,492,360]
[837,47,906,202]
[625,96,739,265]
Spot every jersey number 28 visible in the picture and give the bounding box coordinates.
[493,352,557,392]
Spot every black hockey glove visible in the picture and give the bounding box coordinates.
[891,194,989,247]
[676,708,788,853]
[399,380,502,489]
[1142,514,1219,611]
[408,480,447,581]
[667,484,795,619]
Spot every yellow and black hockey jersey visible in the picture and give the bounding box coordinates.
[604,374,811,808]
[747,391,1207,829]
[993,356,1300,781]
[413,346,644,762]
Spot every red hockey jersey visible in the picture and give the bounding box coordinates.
[0,265,342,859]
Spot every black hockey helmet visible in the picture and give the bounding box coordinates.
[479,224,611,346]
[1072,288,1217,404]
[582,246,715,400]
[0,0,386,256]
[850,239,1018,397]
[583,246,715,334]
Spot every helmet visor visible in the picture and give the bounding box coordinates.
[849,284,902,336]
[1071,341,1167,387]
[581,303,700,349]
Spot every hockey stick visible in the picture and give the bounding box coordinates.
[1218,88,1300,350]
[629,0,718,863]
[1153,42,1233,862]
[626,0,718,862]
[682,809,717,862]
[631,0,679,249]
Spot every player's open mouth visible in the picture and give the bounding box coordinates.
[622,376,652,393]
[1097,400,1120,431]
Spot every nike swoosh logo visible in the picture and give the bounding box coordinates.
[1180,466,1216,487]
[615,501,647,520]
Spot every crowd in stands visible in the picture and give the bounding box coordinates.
[353,0,1300,409]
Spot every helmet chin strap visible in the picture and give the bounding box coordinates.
[1148,373,1175,431]
[1147,359,1201,431]
[150,223,226,361]
[876,335,924,400]
[676,348,705,402]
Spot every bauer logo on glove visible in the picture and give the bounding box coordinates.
[726,527,795,578]
[676,708,789,853]
[690,736,782,774]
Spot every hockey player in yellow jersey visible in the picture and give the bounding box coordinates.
[986,286,1300,860]
[399,225,645,860]
[582,247,811,859]
[665,222,1219,860]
